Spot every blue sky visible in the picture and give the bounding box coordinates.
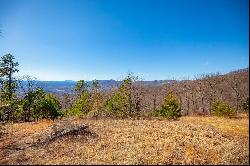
[0,0,249,81]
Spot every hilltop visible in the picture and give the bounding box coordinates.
[0,115,248,164]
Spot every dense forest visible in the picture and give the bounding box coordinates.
[0,54,249,122]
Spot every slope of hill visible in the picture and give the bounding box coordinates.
[18,68,249,115]
[18,68,248,97]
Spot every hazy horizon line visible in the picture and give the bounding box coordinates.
[16,66,249,82]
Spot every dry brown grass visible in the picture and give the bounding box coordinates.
[0,116,249,165]
[181,114,249,138]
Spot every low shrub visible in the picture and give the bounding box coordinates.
[211,99,237,118]
[69,91,90,117]
[153,93,181,120]
[243,97,249,114]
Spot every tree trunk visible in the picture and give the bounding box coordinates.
[191,93,195,113]
[153,94,156,111]
[201,96,205,113]
[236,93,239,112]
[179,95,182,110]
[186,94,189,115]
[27,107,31,122]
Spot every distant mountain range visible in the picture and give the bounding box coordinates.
[19,80,175,94]
[18,67,249,95]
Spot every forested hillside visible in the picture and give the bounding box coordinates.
[58,67,249,118]
[0,54,249,122]
[141,68,249,115]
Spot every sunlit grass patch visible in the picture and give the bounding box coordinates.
[181,115,249,137]
[0,116,249,165]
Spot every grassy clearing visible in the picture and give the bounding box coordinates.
[0,116,249,165]
[181,115,249,138]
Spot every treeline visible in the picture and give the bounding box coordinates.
[0,54,62,122]
[61,75,182,119]
[141,69,249,116]
[61,72,249,119]
[0,54,249,122]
